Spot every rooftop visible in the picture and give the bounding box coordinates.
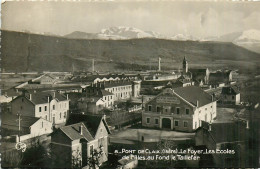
[221,86,240,95]
[17,91,68,105]
[66,114,110,138]
[60,122,94,141]
[199,121,248,143]
[2,114,40,128]
[173,86,214,107]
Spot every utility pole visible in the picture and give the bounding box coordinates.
[92,59,95,73]
[16,113,22,142]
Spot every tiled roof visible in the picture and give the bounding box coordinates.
[189,69,207,73]
[2,114,40,128]
[100,89,113,96]
[2,88,22,97]
[221,86,239,95]
[173,86,214,107]
[60,122,94,141]
[22,91,67,105]
[103,81,132,88]
[66,114,110,138]
[199,121,248,143]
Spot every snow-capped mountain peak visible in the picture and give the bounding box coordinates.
[98,26,164,39]
[234,29,260,43]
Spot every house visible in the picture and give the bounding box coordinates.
[83,80,141,101]
[2,114,52,142]
[0,88,22,103]
[219,86,240,105]
[142,86,217,132]
[166,75,194,88]
[11,91,70,125]
[51,114,110,168]
[78,97,105,114]
[195,121,249,167]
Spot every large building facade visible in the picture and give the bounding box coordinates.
[11,92,70,125]
[142,86,217,132]
[84,80,141,101]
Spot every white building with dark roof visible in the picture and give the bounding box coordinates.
[51,114,110,168]
[11,91,70,125]
[142,86,217,132]
[84,80,141,101]
[219,86,240,105]
[2,114,53,142]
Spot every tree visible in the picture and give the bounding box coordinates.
[86,145,104,169]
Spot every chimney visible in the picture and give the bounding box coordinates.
[53,92,56,98]
[29,94,32,100]
[196,100,199,107]
[211,95,214,102]
[66,94,69,100]
[158,57,161,71]
[48,96,50,103]
[246,120,249,129]
[80,124,83,135]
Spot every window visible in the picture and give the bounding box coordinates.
[185,109,189,115]
[205,114,207,121]
[98,137,104,147]
[90,145,94,155]
[105,97,106,100]
[45,106,47,111]
[232,96,235,100]
[111,96,112,99]
[156,106,160,112]
[45,115,47,120]
[148,105,152,111]
[42,121,44,128]
[184,121,188,127]
[22,98,24,102]
[176,108,180,114]
[165,109,168,113]
[155,119,159,125]
[174,120,179,126]
[39,107,42,112]
[64,112,66,118]
[60,113,62,119]
[195,122,197,129]
[146,117,150,124]
[53,105,55,110]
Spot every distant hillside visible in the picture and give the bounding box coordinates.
[1,30,260,73]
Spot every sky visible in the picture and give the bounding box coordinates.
[2,1,260,38]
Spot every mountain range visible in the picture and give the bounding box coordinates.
[1,30,260,74]
[64,27,260,53]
